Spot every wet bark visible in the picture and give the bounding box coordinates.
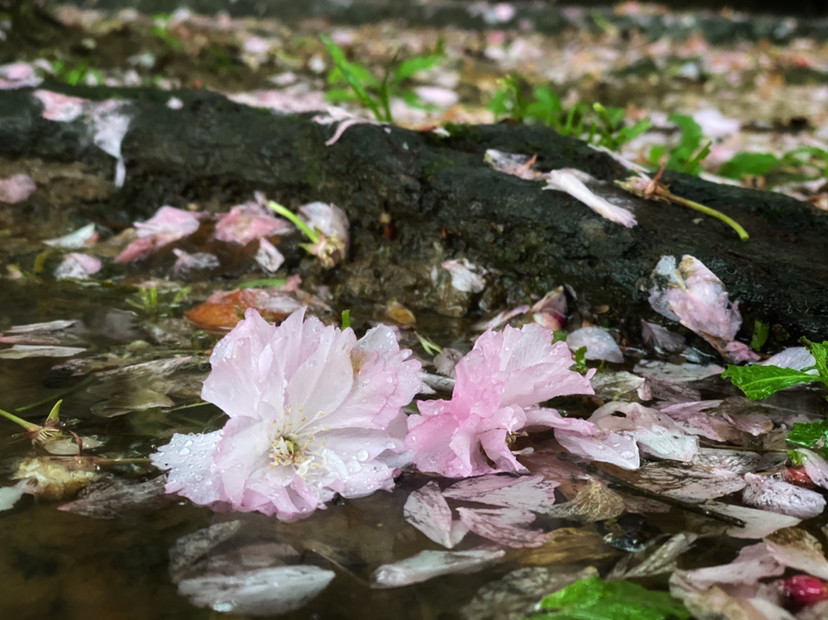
[1,85,826,346]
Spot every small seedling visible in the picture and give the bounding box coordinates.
[488,76,650,151]
[127,284,191,318]
[648,113,711,176]
[321,35,444,122]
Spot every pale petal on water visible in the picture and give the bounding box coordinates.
[442,474,559,512]
[457,507,547,548]
[742,473,826,520]
[764,528,828,580]
[566,326,624,363]
[404,481,469,548]
[554,428,640,470]
[178,565,335,616]
[372,548,505,588]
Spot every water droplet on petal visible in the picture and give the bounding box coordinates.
[178,447,191,456]
[357,449,369,461]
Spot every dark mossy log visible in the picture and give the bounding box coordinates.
[0,86,825,346]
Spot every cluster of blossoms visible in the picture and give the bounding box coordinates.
[152,308,597,520]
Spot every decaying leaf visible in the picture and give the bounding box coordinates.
[544,480,626,523]
[460,565,599,620]
[169,521,244,582]
[765,528,828,580]
[87,355,205,417]
[10,456,102,501]
[511,527,618,566]
[58,476,168,519]
[608,532,698,580]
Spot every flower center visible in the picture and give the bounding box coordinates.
[271,433,308,467]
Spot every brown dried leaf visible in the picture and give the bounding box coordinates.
[511,527,618,566]
[544,481,626,523]
[10,456,102,501]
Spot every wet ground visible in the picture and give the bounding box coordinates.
[1,1,828,619]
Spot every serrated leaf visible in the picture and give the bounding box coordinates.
[805,340,828,378]
[721,364,817,400]
[786,420,828,450]
[525,576,689,619]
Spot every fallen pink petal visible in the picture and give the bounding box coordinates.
[214,201,293,245]
[648,255,759,362]
[566,326,624,363]
[115,206,204,263]
[54,253,102,279]
[372,548,505,588]
[742,473,826,520]
[544,169,637,227]
[403,481,469,548]
[0,173,36,204]
[456,506,547,548]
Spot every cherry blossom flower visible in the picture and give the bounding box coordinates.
[151,307,421,520]
[406,323,595,477]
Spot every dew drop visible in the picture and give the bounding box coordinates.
[178,447,191,456]
[357,449,369,461]
[348,461,361,474]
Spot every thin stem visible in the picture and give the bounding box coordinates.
[0,407,39,431]
[669,194,750,241]
[267,201,319,244]
[14,375,94,413]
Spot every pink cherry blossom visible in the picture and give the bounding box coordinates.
[151,307,421,520]
[406,323,595,477]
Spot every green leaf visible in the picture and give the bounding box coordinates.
[787,420,828,451]
[804,340,828,378]
[320,34,382,120]
[525,577,689,620]
[750,319,769,351]
[393,52,444,83]
[718,152,780,179]
[721,364,818,400]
